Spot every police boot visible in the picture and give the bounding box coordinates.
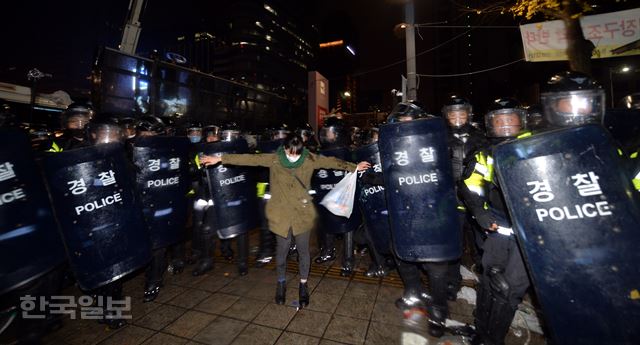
[168,259,185,275]
[236,233,249,276]
[192,233,214,276]
[314,247,336,264]
[143,281,162,302]
[103,311,127,330]
[221,239,234,261]
[299,282,309,308]
[275,281,286,305]
[340,232,355,276]
[144,248,167,302]
[427,305,447,338]
[364,263,380,278]
[340,261,354,276]
[395,290,431,310]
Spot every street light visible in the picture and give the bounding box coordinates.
[343,91,351,98]
[609,65,633,107]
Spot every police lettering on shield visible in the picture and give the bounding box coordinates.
[530,170,613,222]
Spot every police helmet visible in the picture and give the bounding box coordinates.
[361,123,380,145]
[203,125,221,142]
[525,104,546,130]
[184,121,203,143]
[272,123,290,140]
[220,122,241,142]
[319,116,346,146]
[296,123,314,139]
[63,102,92,129]
[541,71,605,127]
[136,115,165,136]
[484,98,526,138]
[441,95,472,128]
[119,117,137,139]
[87,114,123,145]
[387,101,427,123]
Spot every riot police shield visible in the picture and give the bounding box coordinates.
[200,139,258,239]
[355,142,391,255]
[378,118,461,262]
[312,147,362,234]
[493,124,640,345]
[43,143,151,291]
[0,129,66,295]
[132,136,191,249]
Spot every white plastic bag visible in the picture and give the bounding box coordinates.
[320,169,358,218]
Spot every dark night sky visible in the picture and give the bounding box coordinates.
[1,0,637,108]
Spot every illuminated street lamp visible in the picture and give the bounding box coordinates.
[609,65,633,107]
[343,91,351,98]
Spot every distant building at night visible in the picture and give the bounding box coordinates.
[168,31,218,74]
[211,0,318,124]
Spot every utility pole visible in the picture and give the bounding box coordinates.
[404,0,417,101]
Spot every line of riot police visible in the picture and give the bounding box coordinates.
[1,68,639,344]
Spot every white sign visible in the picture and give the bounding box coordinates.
[520,8,640,61]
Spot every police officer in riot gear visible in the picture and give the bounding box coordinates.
[540,71,606,128]
[186,121,215,276]
[296,123,319,152]
[442,95,487,297]
[46,103,93,152]
[460,98,530,345]
[120,117,137,140]
[381,101,457,337]
[218,122,250,275]
[86,115,130,329]
[187,122,204,144]
[203,125,221,143]
[314,116,359,276]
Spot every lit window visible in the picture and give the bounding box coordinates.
[264,4,277,16]
[266,35,272,41]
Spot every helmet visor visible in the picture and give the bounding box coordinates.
[541,90,605,127]
[485,109,526,137]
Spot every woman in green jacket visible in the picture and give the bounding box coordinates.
[200,134,370,307]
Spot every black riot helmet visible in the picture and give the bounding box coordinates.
[184,121,203,143]
[87,114,123,145]
[387,101,427,123]
[272,123,291,140]
[296,123,314,141]
[136,115,165,137]
[220,122,241,142]
[159,116,178,136]
[484,98,527,138]
[541,71,605,127]
[63,103,92,139]
[119,117,137,139]
[349,126,362,147]
[361,123,381,145]
[203,124,221,142]
[319,116,346,146]
[525,104,546,130]
[441,95,473,128]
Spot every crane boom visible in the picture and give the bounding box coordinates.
[120,0,146,54]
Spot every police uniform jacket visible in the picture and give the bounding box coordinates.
[221,152,357,237]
